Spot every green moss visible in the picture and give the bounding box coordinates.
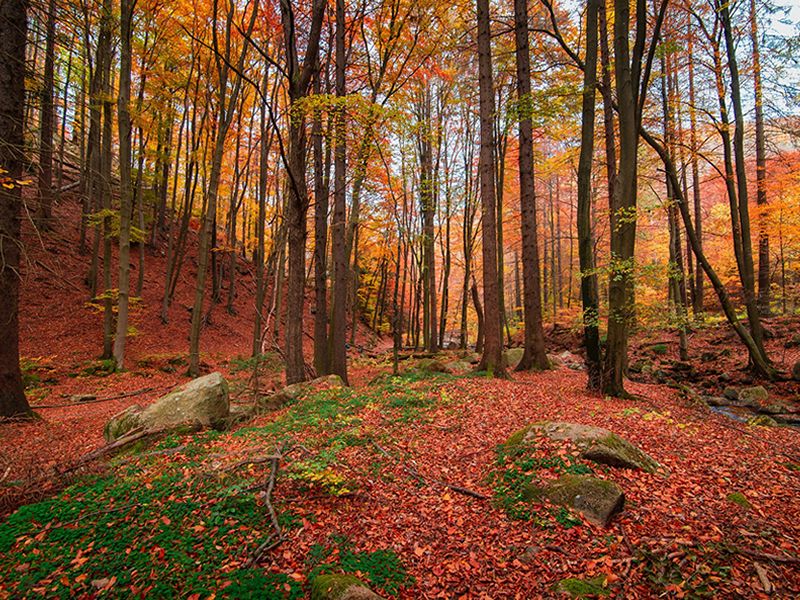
[650,344,668,355]
[504,425,533,448]
[726,492,752,509]
[312,574,368,600]
[557,576,610,598]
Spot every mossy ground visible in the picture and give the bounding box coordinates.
[0,373,442,598]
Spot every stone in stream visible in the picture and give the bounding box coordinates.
[104,372,230,442]
[311,575,384,600]
[528,474,625,527]
[506,421,660,473]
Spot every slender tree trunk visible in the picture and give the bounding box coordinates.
[718,0,767,359]
[514,0,548,371]
[577,0,602,389]
[329,0,348,382]
[476,0,505,376]
[641,127,777,379]
[749,0,770,315]
[36,0,56,228]
[687,14,703,317]
[113,0,134,370]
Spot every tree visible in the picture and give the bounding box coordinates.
[602,0,665,396]
[329,0,348,383]
[476,0,505,377]
[189,0,258,377]
[36,0,56,228]
[113,0,136,370]
[279,0,327,384]
[576,0,601,388]
[0,0,33,418]
[749,0,770,315]
[513,0,548,372]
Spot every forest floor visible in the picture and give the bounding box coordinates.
[2,196,800,598]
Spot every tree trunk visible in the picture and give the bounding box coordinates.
[749,0,770,315]
[577,0,602,389]
[113,0,134,370]
[329,0,348,382]
[514,0,548,371]
[36,0,56,228]
[476,0,505,376]
[0,0,32,418]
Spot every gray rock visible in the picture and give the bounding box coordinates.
[508,421,659,473]
[723,387,740,401]
[104,372,229,442]
[311,575,384,600]
[503,347,525,369]
[530,474,624,527]
[702,396,729,407]
[257,374,344,413]
[738,386,769,408]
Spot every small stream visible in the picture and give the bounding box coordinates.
[709,404,800,429]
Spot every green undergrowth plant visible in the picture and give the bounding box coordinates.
[0,372,455,597]
[0,464,305,598]
[306,534,412,596]
[487,440,593,523]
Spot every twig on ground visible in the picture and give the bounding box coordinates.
[33,386,163,409]
[734,547,800,565]
[243,442,288,567]
[371,440,488,500]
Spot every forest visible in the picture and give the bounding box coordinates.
[1,0,800,596]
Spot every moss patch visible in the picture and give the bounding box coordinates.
[726,492,752,509]
[557,576,610,598]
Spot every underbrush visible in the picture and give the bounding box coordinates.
[0,372,451,598]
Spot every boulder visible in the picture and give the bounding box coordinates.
[747,414,778,427]
[414,358,451,374]
[503,348,525,369]
[738,386,769,408]
[702,396,728,408]
[258,374,344,412]
[722,387,740,401]
[104,372,230,442]
[508,421,659,473]
[443,360,471,374]
[529,474,624,527]
[311,575,384,600]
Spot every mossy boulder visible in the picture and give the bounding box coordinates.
[257,374,344,413]
[104,372,229,442]
[747,414,777,427]
[503,348,525,369]
[414,358,451,374]
[103,405,143,442]
[530,474,624,527]
[738,386,769,408]
[443,360,471,374]
[311,574,384,600]
[507,421,659,473]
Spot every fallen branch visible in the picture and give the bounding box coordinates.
[372,441,488,501]
[34,259,84,293]
[33,386,162,409]
[734,547,800,565]
[244,442,287,567]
